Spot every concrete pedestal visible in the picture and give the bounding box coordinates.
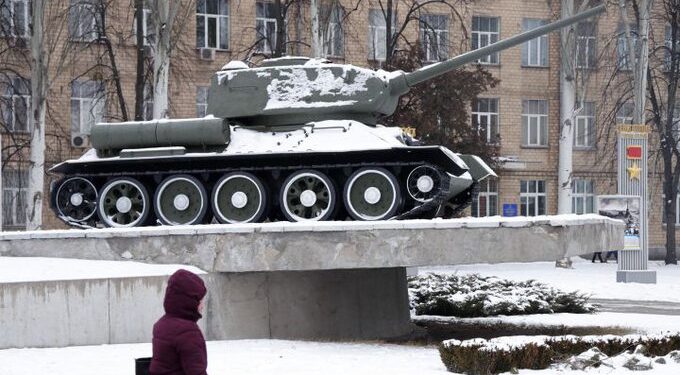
[205,268,412,340]
[616,270,657,284]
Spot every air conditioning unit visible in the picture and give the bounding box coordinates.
[199,48,215,61]
[71,133,89,148]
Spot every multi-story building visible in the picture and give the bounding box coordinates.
[0,0,676,257]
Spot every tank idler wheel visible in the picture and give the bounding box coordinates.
[98,178,150,228]
[154,175,208,225]
[55,177,98,222]
[407,165,442,202]
[212,172,267,224]
[344,167,401,221]
[281,170,336,222]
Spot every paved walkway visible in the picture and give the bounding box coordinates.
[592,298,680,316]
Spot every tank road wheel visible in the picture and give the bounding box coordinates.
[212,172,267,224]
[344,168,401,221]
[154,175,208,225]
[280,170,336,222]
[407,165,442,202]
[97,178,150,228]
[55,177,98,222]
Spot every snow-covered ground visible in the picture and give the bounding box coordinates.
[420,257,680,303]
[3,336,680,375]
[0,340,446,375]
[0,257,204,283]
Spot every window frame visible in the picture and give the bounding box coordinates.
[70,80,105,136]
[69,0,100,42]
[420,14,449,63]
[522,99,548,147]
[1,0,31,39]
[576,21,597,69]
[196,86,209,117]
[471,16,499,65]
[196,0,229,50]
[472,178,498,217]
[522,19,548,67]
[520,180,546,217]
[574,102,596,149]
[1,76,31,134]
[472,97,500,144]
[2,169,28,229]
[616,24,638,71]
[368,8,393,61]
[616,102,634,124]
[572,179,595,214]
[322,4,344,58]
[255,1,278,55]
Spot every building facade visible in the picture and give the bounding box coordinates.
[0,0,676,256]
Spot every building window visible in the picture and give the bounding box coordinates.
[196,0,229,50]
[69,0,100,42]
[322,4,344,57]
[420,14,449,62]
[574,101,595,148]
[142,83,153,121]
[665,25,679,72]
[1,76,31,133]
[71,80,105,136]
[576,21,596,69]
[572,179,594,214]
[3,169,28,229]
[522,99,548,147]
[196,86,209,117]
[368,9,388,61]
[522,19,548,67]
[472,98,499,144]
[255,1,277,54]
[616,102,634,124]
[0,0,30,38]
[472,179,498,217]
[617,24,638,70]
[135,2,155,46]
[472,16,499,64]
[520,180,546,216]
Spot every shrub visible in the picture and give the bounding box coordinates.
[408,273,594,317]
[439,333,680,374]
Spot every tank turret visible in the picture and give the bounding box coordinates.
[49,5,604,228]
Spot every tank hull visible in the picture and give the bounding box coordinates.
[49,121,493,228]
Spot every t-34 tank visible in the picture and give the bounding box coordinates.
[49,5,604,228]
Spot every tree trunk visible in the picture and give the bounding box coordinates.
[26,0,47,230]
[558,0,575,214]
[310,0,321,57]
[134,0,145,121]
[385,0,393,64]
[663,149,678,264]
[274,0,286,57]
[152,0,171,119]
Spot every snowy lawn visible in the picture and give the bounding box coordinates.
[420,257,680,303]
[0,340,447,375]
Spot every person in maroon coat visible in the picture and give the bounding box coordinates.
[150,269,208,375]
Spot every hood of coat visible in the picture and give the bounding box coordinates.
[163,269,207,322]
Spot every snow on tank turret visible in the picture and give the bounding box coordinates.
[49,5,604,228]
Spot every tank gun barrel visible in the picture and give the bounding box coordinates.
[402,4,605,87]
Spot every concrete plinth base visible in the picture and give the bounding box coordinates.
[0,268,412,349]
[205,267,413,340]
[616,270,657,284]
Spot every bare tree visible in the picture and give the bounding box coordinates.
[647,0,680,264]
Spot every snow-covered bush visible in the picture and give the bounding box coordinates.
[408,273,594,317]
[439,333,680,374]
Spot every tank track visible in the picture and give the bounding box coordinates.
[51,160,470,228]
